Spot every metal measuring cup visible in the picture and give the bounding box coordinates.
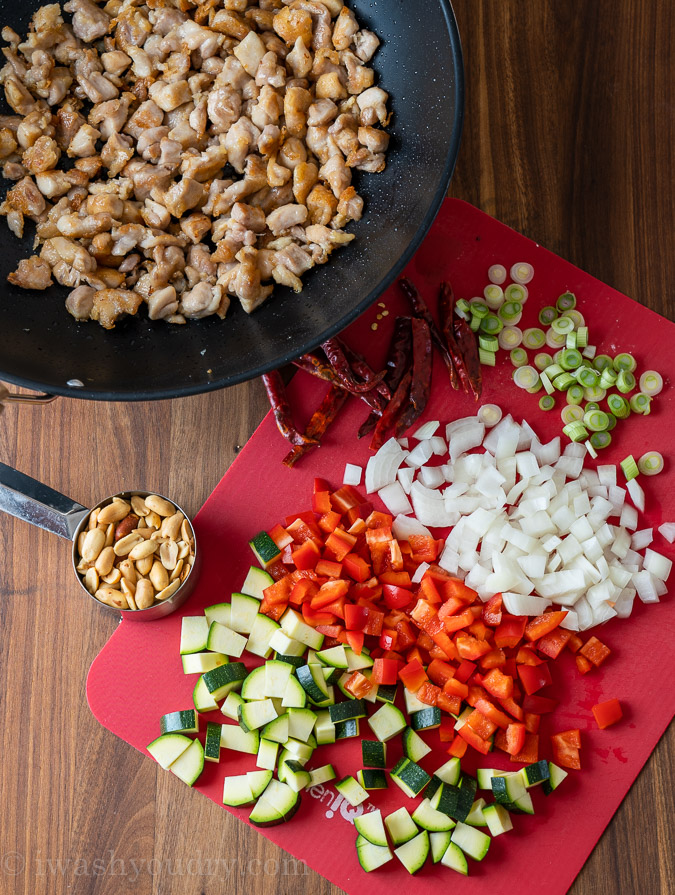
[0,462,200,621]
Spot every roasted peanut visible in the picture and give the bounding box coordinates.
[145,494,175,517]
[96,586,128,609]
[136,554,154,576]
[160,540,179,570]
[135,578,155,609]
[114,532,144,556]
[129,539,158,561]
[114,513,139,541]
[119,558,137,583]
[160,511,184,541]
[131,495,149,516]
[170,558,184,581]
[98,498,131,524]
[102,567,122,586]
[82,528,106,562]
[84,567,99,594]
[149,560,169,592]
[95,546,115,576]
[156,580,180,601]
[145,510,162,530]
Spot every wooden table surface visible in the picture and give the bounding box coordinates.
[1,1,673,893]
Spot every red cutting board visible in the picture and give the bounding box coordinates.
[87,199,675,895]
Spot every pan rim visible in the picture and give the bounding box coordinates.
[0,0,465,403]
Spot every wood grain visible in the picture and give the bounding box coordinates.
[0,1,673,893]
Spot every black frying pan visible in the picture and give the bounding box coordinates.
[0,0,463,401]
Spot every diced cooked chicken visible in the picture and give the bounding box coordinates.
[332,7,359,51]
[101,132,134,177]
[159,177,205,218]
[8,255,53,290]
[356,86,389,126]
[353,29,380,63]
[231,246,273,312]
[266,203,308,235]
[90,287,143,329]
[65,284,96,319]
[223,116,261,173]
[22,136,61,174]
[64,0,110,43]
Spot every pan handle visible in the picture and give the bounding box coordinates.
[0,462,88,540]
[0,383,58,409]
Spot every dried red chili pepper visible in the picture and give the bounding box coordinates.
[262,371,318,448]
[370,368,413,451]
[283,385,349,467]
[444,280,482,400]
[339,340,390,402]
[293,353,384,416]
[399,277,458,388]
[358,316,413,438]
[321,338,386,394]
[438,281,473,395]
[395,317,432,435]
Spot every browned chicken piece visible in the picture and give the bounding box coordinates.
[251,85,284,129]
[147,284,179,321]
[4,175,47,217]
[306,182,338,226]
[346,147,386,173]
[8,255,53,290]
[266,202,309,235]
[286,35,312,78]
[292,160,319,204]
[64,0,111,43]
[332,7,359,51]
[356,86,389,126]
[0,128,18,159]
[231,246,273,312]
[258,123,281,156]
[273,8,314,48]
[342,50,374,95]
[89,93,135,140]
[234,31,267,77]
[307,98,339,127]
[293,1,333,50]
[328,113,359,156]
[22,135,61,174]
[65,284,96,319]
[284,85,312,137]
[358,125,390,154]
[160,177,205,218]
[90,288,143,329]
[180,213,211,244]
[223,117,261,173]
[232,201,267,232]
[353,29,380,63]
[125,99,163,139]
[101,132,134,177]
[256,50,286,88]
[320,154,351,198]
[180,281,223,318]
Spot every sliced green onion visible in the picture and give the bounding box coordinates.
[498,300,523,324]
[592,354,613,372]
[510,262,534,284]
[551,316,574,335]
[585,440,598,460]
[560,348,583,371]
[567,384,584,405]
[576,366,600,388]
[545,363,564,379]
[469,314,481,332]
[638,451,664,476]
[483,284,505,309]
[604,412,617,431]
[639,370,663,396]
[553,349,565,365]
[510,347,529,368]
[561,404,584,425]
[526,382,542,394]
[470,300,490,318]
[556,291,577,312]
[504,283,528,303]
[539,306,558,325]
[522,327,545,350]
[563,421,589,442]
[478,404,503,426]
[479,334,499,352]
[539,395,555,411]
[582,345,597,359]
[562,309,585,328]
[479,347,496,366]
[607,393,630,418]
[480,313,503,335]
[590,431,612,450]
[513,365,539,389]
[598,367,619,389]
[498,326,523,349]
[534,352,553,371]
[488,263,507,285]
[575,326,589,348]
[584,385,607,402]
[455,298,471,319]
[584,401,600,413]
[565,331,578,349]
[620,455,639,481]
[616,370,636,394]
[613,352,637,373]
[540,371,554,395]
[545,328,567,349]
[629,392,652,415]
[583,409,610,432]
[553,372,576,391]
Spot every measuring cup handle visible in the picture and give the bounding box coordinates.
[0,462,88,540]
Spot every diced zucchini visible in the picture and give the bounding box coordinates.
[453,706,473,730]
[511,790,535,815]
[258,779,301,821]
[256,737,279,771]
[204,721,222,762]
[283,759,312,792]
[240,565,274,599]
[246,613,280,659]
[368,703,406,742]
[315,645,349,668]
[375,683,398,704]
[220,724,259,754]
[465,798,488,826]
[269,629,306,657]
[354,809,387,847]
[206,621,247,658]
[483,803,513,836]
[385,807,419,846]
[280,608,325,650]
[435,757,461,786]
[455,775,478,823]
[202,662,248,701]
[440,841,468,875]
[240,665,266,700]
[238,699,278,732]
[543,761,568,795]
[193,675,218,713]
[179,616,209,655]
[335,718,360,739]
[357,769,388,790]
[314,710,336,745]
[329,699,368,724]
[335,775,369,807]
[160,709,198,736]
[451,821,491,862]
[229,592,260,635]
[362,740,386,768]
[204,603,231,627]
[476,767,504,790]
[181,652,228,675]
[223,774,255,807]
[308,764,336,786]
[404,688,429,714]
[296,664,330,703]
[356,837,393,872]
[390,758,431,799]
[322,665,343,686]
[283,737,314,762]
[394,830,429,874]
[221,691,246,721]
[275,653,305,670]
[344,646,374,671]
[146,733,192,769]
[412,798,455,832]
[248,798,283,826]
[491,772,526,806]
[260,713,289,745]
[169,738,204,787]
[401,726,432,762]
[287,707,316,742]
[520,759,550,788]
[263,659,294,698]
[248,770,274,800]
[429,830,453,864]
[410,706,442,731]
[248,532,281,569]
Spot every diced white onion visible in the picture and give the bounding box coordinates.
[633,570,660,603]
[392,514,432,541]
[397,466,415,495]
[643,548,672,581]
[417,465,446,490]
[413,420,440,440]
[378,481,413,516]
[626,478,645,513]
[405,440,434,469]
[343,463,362,486]
[597,465,617,487]
[631,528,653,551]
[429,436,447,456]
[411,562,430,584]
[365,437,406,493]
[502,592,551,615]
[658,522,675,544]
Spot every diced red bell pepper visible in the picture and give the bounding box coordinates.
[437,692,462,715]
[302,603,336,626]
[580,636,611,667]
[289,578,318,606]
[517,662,553,695]
[344,671,375,699]
[314,477,332,493]
[516,645,544,665]
[286,515,322,544]
[566,633,583,653]
[345,630,364,654]
[417,680,441,706]
[524,610,568,642]
[455,632,493,660]
[263,576,292,605]
[259,596,287,620]
[411,599,444,636]
[342,552,371,583]
[325,529,358,562]
[330,485,364,513]
[479,648,507,670]
[440,577,479,603]
[379,570,412,587]
[311,579,350,610]
[399,659,428,693]
[524,712,541,734]
[408,534,439,563]
[467,709,497,739]
[430,633,458,662]
[442,607,475,633]
[312,490,333,515]
[315,559,343,578]
[418,575,443,605]
[345,603,368,631]
[457,724,492,755]
[265,558,287,581]
[497,695,525,722]
[268,523,293,550]
[592,698,623,729]
[474,697,513,730]
[504,722,527,756]
[522,693,558,714]
[427,659,456,687]
[371,658,399,686]
[575,654,593,675]
[318,510,342,534]
[439,715,456,742]
[389,539,404,572]
[482,593,503,626]
[383,584,413,609]
[468,620,490,641]
[509,732,539,764]
[551,730,581,769]
[315,624,343,639]
[320,596,346,619]
[362,607,384,637]
[494,615,527,649]
[447,734,468,759]
[395,618,417,651]
[482,668,514,700]
[438,596,467,619]
[537,626,573,659]
[454,659,477,683]
[352,578,382,601]
[443,677,469,699]
[379,628,398,651]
